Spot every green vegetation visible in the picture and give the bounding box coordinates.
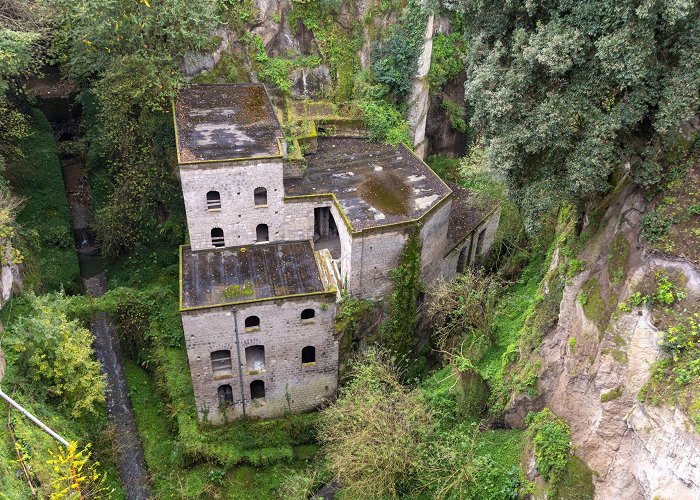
[608,234,630,286]
[223,280,254,299]
[445,0,700,228]
[248,34,321,94]
[318,350,526,499]
[377,231,423,365]
[526,409,572,483]
[581,277,608,332]
[601,386,623,403]
[8,109,79,292]
[428,32,466,91]
[5,293,105,419]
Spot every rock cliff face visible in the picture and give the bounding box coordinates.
[0,241,22,310]
[534,183,700,498]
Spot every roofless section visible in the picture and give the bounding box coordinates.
[174,84,285,164]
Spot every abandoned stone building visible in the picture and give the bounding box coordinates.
[174,83,500,422]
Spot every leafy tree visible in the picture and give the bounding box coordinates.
[44,0,220,255]
[0,1,43,171]
[6,293,106,419]
[442,0,700,228]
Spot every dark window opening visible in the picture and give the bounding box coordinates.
[301,308,315,320]
[254,187,267,206]
[211,227,225,247]
[244,316,260,329]
[250,380,265,399]
[245,345,265,371]
[475,228,486,257]
[314,207,340,259]
[207,191,221,210]
[256,224,269,242]
[457,245,468,273]
[301,346,316,364]
[218,384,233,405]
[211,350,232,375]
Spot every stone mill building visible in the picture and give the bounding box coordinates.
[174,83,500,422]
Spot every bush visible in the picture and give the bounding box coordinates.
[318,349,433,498]
[6,293,106,418]
[641,210,673,243]
[356,98,411,146]
[525,409,571,483]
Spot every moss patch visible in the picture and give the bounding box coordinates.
[600,386,623,403]
[553,455,595,500]
[607,233,630,286]
[581,277,609,333]
[223,280,254,299]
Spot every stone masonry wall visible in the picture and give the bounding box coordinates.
[179,158,286,250]
[182,294,338,422]
[418,199,452,284]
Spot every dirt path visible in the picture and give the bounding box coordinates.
[40,87,151,499]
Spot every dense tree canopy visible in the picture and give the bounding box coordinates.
[444,0,700,227]
[44,0,220,255]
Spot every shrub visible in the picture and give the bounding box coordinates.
[318,349,433,498]
[641,210,673,243]
[525,409,571,483]
[356,98,411,146]
[6,293,106,418]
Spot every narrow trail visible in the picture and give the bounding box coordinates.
[36,77,151,499]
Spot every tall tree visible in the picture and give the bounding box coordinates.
[44,0,220,255]
[444,0,700,228]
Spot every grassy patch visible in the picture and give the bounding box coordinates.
[6,109,79,293]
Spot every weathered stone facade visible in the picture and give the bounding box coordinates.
[182,294,337,422]
[174,84,500,422]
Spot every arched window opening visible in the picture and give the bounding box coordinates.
[254,187,267,206]
[207,191,221,210]
[210,350,232,375]
[301,308,315,321]
[256,224,269,242]
[244,316,260,329]
[245,345,265,371]
[217,384,233,405]
[301,346,316,364]
[250,380,265,400]
[211,227,225,247]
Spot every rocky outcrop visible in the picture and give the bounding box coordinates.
[0,241,22,310]
[527,183,700,498]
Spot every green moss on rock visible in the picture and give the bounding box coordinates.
[581,277,609,333]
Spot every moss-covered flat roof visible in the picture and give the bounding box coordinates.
[180,241,326,310]
[284,137,451,230]
[174,84,284,163]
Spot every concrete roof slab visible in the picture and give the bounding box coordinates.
[284,137,451,230]
[174,84,284,163]
[181,241,326,309]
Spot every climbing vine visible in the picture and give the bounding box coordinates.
[378,230,423,361]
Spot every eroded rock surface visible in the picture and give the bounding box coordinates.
[532,183,700,498]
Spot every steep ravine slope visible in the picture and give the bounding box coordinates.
[536,180,700,498]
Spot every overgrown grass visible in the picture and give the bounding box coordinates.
[7,109,79,293]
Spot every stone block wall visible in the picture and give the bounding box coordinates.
[418,199,452,284]
[349,228,409,299]
[179,158,286,250]
[182,293,338,422]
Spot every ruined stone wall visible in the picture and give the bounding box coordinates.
[182,293,338,422]
[418,199,451,284]
[179,158,286,250]
[350,228,409,300]
[469,208,500,266]
[441,233,473,281]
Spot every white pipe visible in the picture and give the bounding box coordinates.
[0,388,70,447]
